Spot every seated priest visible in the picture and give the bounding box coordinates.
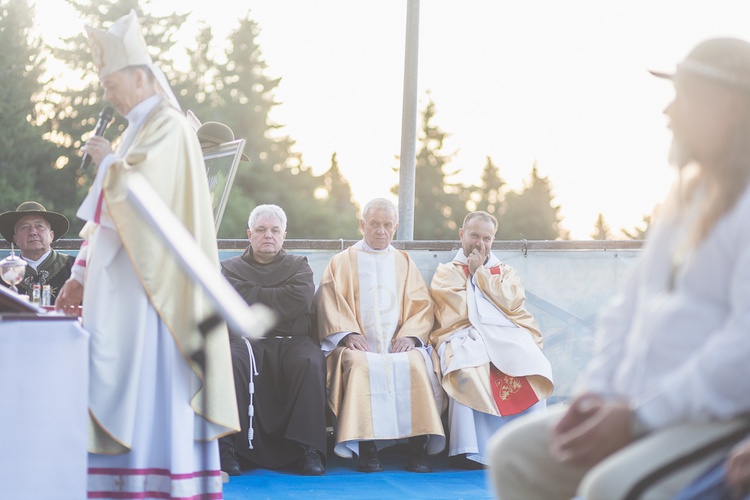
[0,201,73,304]
[220,204,327,476]
[315,198,445,473]
[429,210,553,469]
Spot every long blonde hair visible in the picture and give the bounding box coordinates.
[680,107,750,248]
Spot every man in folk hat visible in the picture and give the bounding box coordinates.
[0,201,72,304]
[488,37,750,500]
[55,10,238,499]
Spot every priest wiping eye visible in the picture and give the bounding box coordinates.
[429,210,553,470]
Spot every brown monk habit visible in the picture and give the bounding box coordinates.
[221,247,328,468]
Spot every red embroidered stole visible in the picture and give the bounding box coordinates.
[489,364,539,415]
[460,263,539,415]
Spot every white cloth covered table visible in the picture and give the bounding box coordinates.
[0,316,88,499]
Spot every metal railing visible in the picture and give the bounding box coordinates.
[3,239,644,404]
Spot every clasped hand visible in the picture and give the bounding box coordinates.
[343,333,417,353]
[549,393,634,467]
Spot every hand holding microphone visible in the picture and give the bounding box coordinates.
[80,106,114,172]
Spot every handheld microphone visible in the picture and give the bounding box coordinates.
[80,106,115,172]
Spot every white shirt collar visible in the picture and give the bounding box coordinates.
[125,94,163,130]
[22,248,52,271]
[356,239,394,253]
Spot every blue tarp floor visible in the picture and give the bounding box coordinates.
[222,446,493,500]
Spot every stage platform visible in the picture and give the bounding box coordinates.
[222,446,492,500]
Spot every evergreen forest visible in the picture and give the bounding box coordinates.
[0,0,650,240]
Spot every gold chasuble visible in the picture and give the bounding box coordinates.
[316,243,445,457]
[87,100,239,452]
[430,253,553,417]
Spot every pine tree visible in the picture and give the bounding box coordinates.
[0,0,64,214]
[171,23,222,120]
[393,94,467,240]
[621,213,653,240]
[590,213,612,240]
[39,0,190,233]
[497,164,564,240]
[212,13,359,238]
[208,13,297,237]
[472,156,505,218]
[318,153,360,238]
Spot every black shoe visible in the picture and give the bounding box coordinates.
[298,445,325,476]
[406,450,432,473]
[406,435,432,473]
[357,440,383,473]
[219,436,241,476]
[449,454,486,470]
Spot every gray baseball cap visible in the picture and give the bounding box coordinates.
[650,37,750,92]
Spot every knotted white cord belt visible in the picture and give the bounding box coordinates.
[242,337,259,449]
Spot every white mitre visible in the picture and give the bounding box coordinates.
[85,10,151,78]
[84,10,180,110]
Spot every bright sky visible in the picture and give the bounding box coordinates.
[34,0,750,239]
